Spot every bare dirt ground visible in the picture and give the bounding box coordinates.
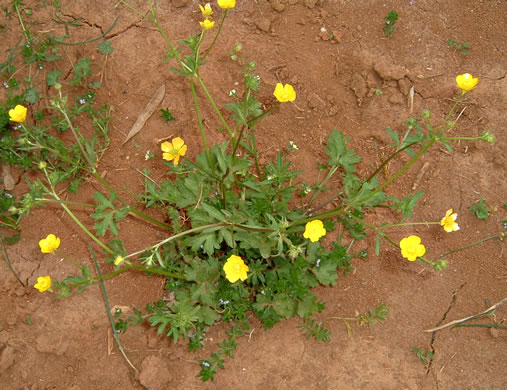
[1,0,506,389]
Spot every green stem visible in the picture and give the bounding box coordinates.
[89,246,139,373]
[384,221,439,229]
[248,130,262,178]
[145,0,192,74]
[14,1,31,43]
[441,136,483,141]
[196,75,234,137]
[357,138,437,206]
[190,77,213,170]
[0,233,25,287]
[43,169,114,255]
[125,222,227,259]
[366,141,419,183]
[306,165,340,211]
[57,101,95,170]
[202,10,228,60]
[35,198,95,208]
[453,323,507,329]
[434,235,501,260]
[246,103,280,127]
[288,208,347,228]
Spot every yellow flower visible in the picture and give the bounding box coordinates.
[303,220,326,242]
[273,83,296,103]
[217,0,236,9]
[223,255,249,283]
[9,104,27,123]
[399,235,426,262]
[440,209,460,232]
[114,255,125,266]
[39,234,61,254]
[456,73,478,94]
[38,161,47,169]
[34,275,52,292]
[161,137,187,166]
[200,19,215,30]
[199,3,213,17]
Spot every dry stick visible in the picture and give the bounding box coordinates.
[424,297,507,333]
[412,161,430,191]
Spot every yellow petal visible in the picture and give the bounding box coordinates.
[161,141,172,153]
[172,137,185,149]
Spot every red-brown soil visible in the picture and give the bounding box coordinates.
[1,1,506,389]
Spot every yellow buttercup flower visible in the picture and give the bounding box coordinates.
[440,209,460,232]
[199,3,213,17]
[38,161,47,169]
[303,220,326,242]
[200,19,215,30]
[9,104,27,123]
[39,234,61,254]
[223,255,249,283]
[114,255,125,266]
[399,235,426,262]
[273,83,296,103]
[217,0,236,9]
[161,137,187,166]
[34,275,52,292]
[456,73,478,94]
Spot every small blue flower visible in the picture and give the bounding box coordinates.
[261,290,265,295]
[3,82,8,89]
[79,98,86,104]
[316,259,321,267]
[201,361,210,368]
[4,193,12,198]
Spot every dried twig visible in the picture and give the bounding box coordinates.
[424,297,507,333]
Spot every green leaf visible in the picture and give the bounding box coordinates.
[71,58,92,86]
[272,293,296,318]
[324,130,362,173]
[25,87,40,104]
[471,198,489,219]
[199,306,219,325]
[312,259,338,286]
[91,192,129,236]
[160,108,176,123]
[388,190,424,221]
[200,202,225,222]
[47,71,62,86]
[97,40,114,55]
[297,294,319,318]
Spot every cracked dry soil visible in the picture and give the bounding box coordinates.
[1,1,506,389]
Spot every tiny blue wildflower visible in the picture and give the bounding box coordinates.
[202,361,210,368]
[4,193,12,198]
[261,290,265,295]
[3,82,8,89]
[316,259,321,267]
[79,99,86,104]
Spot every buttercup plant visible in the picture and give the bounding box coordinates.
[4,1,500,382]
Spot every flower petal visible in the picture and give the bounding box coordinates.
[172,137,185,149]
